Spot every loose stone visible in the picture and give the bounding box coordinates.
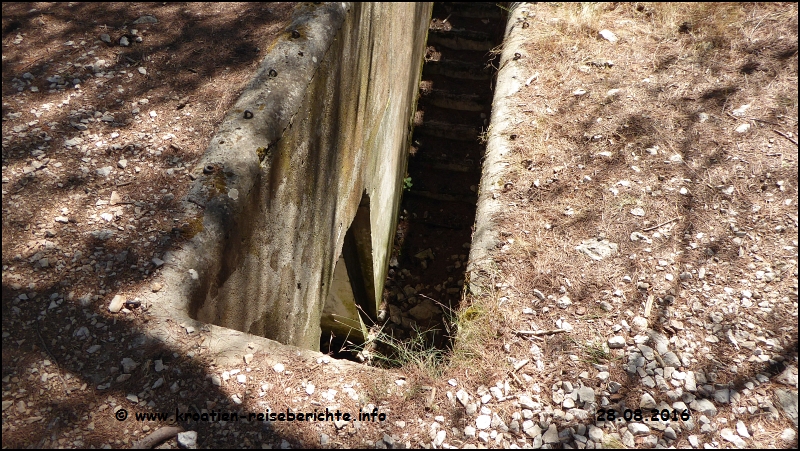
[720,428,747,447]
[641,393,656,409]
[628,423,650,436]
[475,414,491,430]
[542,424,559,444]
[608,336,625,348]
[690,398,717,416]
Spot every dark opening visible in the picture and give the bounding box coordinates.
[359,2,506,366]
[320,191,375,359]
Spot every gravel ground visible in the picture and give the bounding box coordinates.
[3,2,798,449]
[445,2,798,449]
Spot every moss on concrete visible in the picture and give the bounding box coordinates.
[212,171,227,193]
[181,214,205,240]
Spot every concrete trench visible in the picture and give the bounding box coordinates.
[138,2,519,366]
[365,3,507,355]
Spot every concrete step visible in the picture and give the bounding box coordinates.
[415,121,481,141]
[411,134,484,160]
[424,59,492,80]
[427,28,495,51]
[444,2,504,20]
[419,88,487,111]
[420,219,471,230]
[419,161,478,173]
[406,189,477,205]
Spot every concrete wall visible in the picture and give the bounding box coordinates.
[467,3,527,296]
[165,3,431,351]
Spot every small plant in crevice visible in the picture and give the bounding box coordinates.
[478,124,494,144]
[403,176,413,191]
[495,3,512,14]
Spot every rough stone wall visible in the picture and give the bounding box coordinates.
[174,3,431,351]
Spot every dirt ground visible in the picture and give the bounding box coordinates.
[2,2,798,450]
[1,3,322,448]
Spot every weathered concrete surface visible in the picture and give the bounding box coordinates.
[147,3,432,352]
[467,3,529,296]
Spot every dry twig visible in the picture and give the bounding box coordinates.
[131,426,184,449]
[773,129,798,146]
[643,217,680,232]
[514,328,566,336]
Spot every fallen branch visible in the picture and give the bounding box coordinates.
[425,386,437,410]
[513,359,529,372]
[643,217,680,232]
[725,111,785,127]
[508,370,526,388]
[644,295,654,318]
[131,426,184,449]
[773,129,798,146]
[514,329,565,336]
[750,117,785,127]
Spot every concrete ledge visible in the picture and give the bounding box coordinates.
[467,3,530,295]
[142,3,355,370]
[139,2,432,365]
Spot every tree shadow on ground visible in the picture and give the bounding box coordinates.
[1,3,327,448]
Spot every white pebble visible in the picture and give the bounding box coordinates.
[475,414,491,430]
